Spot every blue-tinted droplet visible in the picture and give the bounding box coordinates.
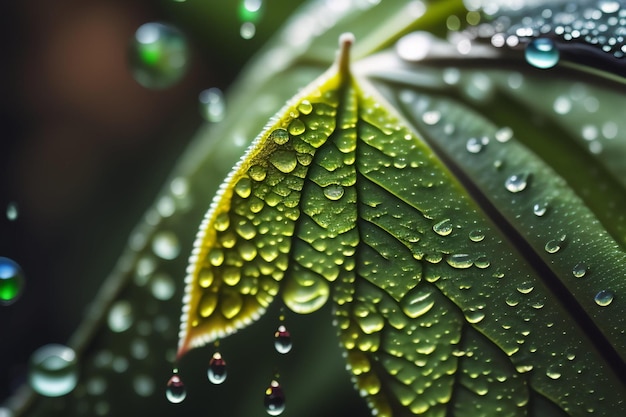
[208,352,227,384]
[165,373,186,404]
[129,22,189,89]
[525,38,559,69]
[28,344,78,397]
[274,325,292,354]
[0,257,25,306]
[264,379,286,416]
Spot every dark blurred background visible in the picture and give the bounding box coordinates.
[0,0,304,402]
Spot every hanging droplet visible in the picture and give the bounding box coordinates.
[165,372,186,404]
[264,379,286,416]
[533,201,548,216]
[525,38,559,69]
[504,173,530,193]
[572,263,587,278]
[199,88,225,122]
[28,344,79,397]
[433,219,453,236]
[0,257,25,306]
[594,290,614,307]
[274,325,292,354]
[6,202,18,221]
[208,352,227,384]
[129,22,189,89]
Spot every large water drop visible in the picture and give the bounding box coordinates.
[525,38,559,69]
[208,352,227,384]
[165,373,186,404]
[594,290,614,306]
[0,257,25,306]
[432,219,453,236]
[274,325,292,354]
[129,22,189,89]
[28,344,78,397]
[264,379,286,416]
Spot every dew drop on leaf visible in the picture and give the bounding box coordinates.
[572,263,587,278]
[433,218,453,236]
[274,325,292,354]
[28,344,78,397]
[323,184,345,201]
[468,229,485,242]
[594,290,614,307]
[533,201,548,216]
[0,257,25,306]
[504,172,530,193]
[525,38,559,69]
[199,88,225,122]
[129,22,189,89]
[165,372,186,404]
[264,379,286,416]
[208,352,227,384]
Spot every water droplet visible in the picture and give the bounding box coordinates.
[464,310,485,324]
[274,325,292,354]
[270,151,297,173]
[199,88,225,122]
[240,22,256,39]
[28,344,78,397]
[165,373,186,404]
[594,290,614,306]
[323,184,344,201]
[504,173,530,193]
[599,0,620,14]
[248,165,267,181]
[546,366,562,380]
[288,119,306,136]
[525,38,559,69]
[152,231,180,260]
[297,100,313,115]
[107,300,133,333]
[433,219,453,236]
[466,137,483,153]
[0,257,25,306]
[495,127,513,143]
[396,31,432,61]
[553,96,571,115]
[446,253,473,269]
[208,352,227,384]
[544,235,565,254]
[264,379,286,416]
[151,273,175,300]
[129,22,189,89]
[468,229,485,242]
[239,0,264,23]
[533,201,548,216]
[269,129,289,146]
[572,263,587,278]
[6,202,18,221]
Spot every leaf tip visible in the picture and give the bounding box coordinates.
[337,32,354,77]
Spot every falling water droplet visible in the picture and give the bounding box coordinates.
[208,352,227,384]
[165,372,186,404]
[594,290,614,306]
[533,201,548,216]
[264,379,286,416]
[129,22,189,89]
[6,202,18,221]
[0,257,25,306]
[504,173,530,193]
[433,219,453,236]
[274,325,292,354]
[525,38,559,69]
[28,344,79,397]
[572,263,587,278]
[199,88,225,122]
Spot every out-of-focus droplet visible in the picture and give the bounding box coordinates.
[599,0,620,14]
[208,352,227,384]
[239,0,264,23]
[6,202,18,221]
[0,257,25,306]
[165,372,186,404]
[274,325,292,354]
[107,300,134,333]
[29,344,79,397]
[525,38,559,69]
[240,22,256,40]
[264,379,286,416]
[152,231,180,260]
[129,22,189,89]
[199,88,225,122]
[396,31,432,61]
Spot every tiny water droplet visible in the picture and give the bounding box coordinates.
[525,38,559,69]
[572,263,587,278]
[129,22,189,89]
[323,184,345,201]
[433,219,453,236]
[533,201,548,216]
[165,373,186,404]
[199,88,225,122]
[274,325,292,354]
[208,352,227,384]
[594,290,614,307]
[504,173,530,193]
[6,202,18,221]
[264,379,286,416]
[0,257,25,306]
[28,344,78,397]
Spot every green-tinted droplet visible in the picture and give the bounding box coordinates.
[297,100,313,115]
[270,129,290,145]
[29,344,79,397]
[545,235,565,254]
[234,177,253,198]
[239,0,264,23]
[0,257,25,305]
[433,219,453,236]
[151,231,180,260]
[468,229,485,242]
[446,253,473,269]
[129,22,189,89]
[525,38,559,69]
[323,184,345,201]
[240,22,256,40]
[199,88,225,122]
[6,202,18,221]
[248,165,267,181]
[465,310,485,324]
[594,290,614,307]
[572,263,587,278]
[504,172,530,193]
[288,119,306,136]
[270,151,298,173]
